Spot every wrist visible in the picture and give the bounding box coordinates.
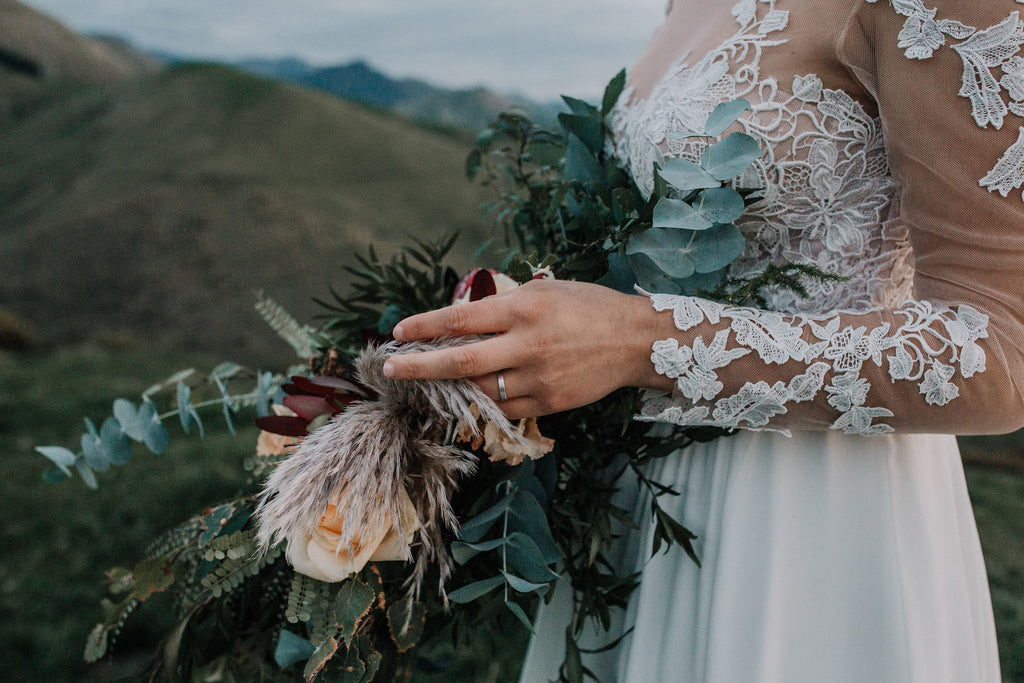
[619,292,678,392]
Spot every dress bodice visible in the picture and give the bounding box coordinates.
[607,0,913,315]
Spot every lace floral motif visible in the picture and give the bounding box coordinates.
[610,0,997,434]
[638,295,989,435]
[867,0,1024,198]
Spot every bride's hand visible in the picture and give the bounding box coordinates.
[383,279,671,418]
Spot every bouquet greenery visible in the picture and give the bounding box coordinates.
[37,71,834,682]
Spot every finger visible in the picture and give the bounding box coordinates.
[471,370,529,404]
[393,297,514,342]
[384,336,515,381]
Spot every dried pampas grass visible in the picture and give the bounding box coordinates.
[255,338,527,602]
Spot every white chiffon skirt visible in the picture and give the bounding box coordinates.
[519,431,1001,682]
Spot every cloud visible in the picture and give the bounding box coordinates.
[24,0,667,98]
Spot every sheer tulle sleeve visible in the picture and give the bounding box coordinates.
[637,0,1024,436]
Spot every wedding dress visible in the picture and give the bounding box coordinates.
[520,0,1024,680]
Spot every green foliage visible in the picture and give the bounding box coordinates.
[314,234,462,352]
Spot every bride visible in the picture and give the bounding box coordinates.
[383,0,1023,680]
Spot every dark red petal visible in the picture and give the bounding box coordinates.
[470,269,496,301]
[254,416,309,437]
[283,395,334,422]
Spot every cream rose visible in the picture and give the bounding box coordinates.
[286,488,421,583]
[256,404,303,456]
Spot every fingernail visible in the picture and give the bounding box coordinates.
[393,324,405,339]
[383,360,396,378]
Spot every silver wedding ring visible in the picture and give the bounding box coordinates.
[497,371,508,402]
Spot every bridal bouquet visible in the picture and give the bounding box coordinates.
[37,72,832,682]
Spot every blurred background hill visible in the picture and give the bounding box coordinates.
[0,0,503,365]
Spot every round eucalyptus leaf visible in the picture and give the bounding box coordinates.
[657,157,719,191]
[81,432,110,472]
[690,223,746,273]
[653,197,714,231]
[696,187,746,224]
[704,98,751,137]
[626,228,696,279]
[100,417,131,466]
[702,132,762,181]
[628,253,683,294]
[35,446,76,476]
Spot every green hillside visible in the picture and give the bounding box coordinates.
[0,63,492,364]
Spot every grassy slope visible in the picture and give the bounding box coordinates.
[0,63,491,365]
[1,345,1021,681]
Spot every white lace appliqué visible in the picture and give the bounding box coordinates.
[868,0,1024,199]
[639,295,989,435]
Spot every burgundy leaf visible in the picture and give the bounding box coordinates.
[254,415,309,437]
[290,376,339,398]
[470,269,496,301]
[283,395,335,422]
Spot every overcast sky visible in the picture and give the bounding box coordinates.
[25,0,667,100]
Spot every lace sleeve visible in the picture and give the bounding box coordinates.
[637,0,1024,436]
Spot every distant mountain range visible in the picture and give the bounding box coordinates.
[236,57,563,133]
[0,1,495,362]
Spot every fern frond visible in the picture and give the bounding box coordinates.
[255,292,321,359]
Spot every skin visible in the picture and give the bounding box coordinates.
[383,279,677,419]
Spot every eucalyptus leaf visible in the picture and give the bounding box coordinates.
[451,537,510,565]
[506,534,560,584]
[657,157,719,191]
[505,600,536,634]
[507,491,562,565]
[704,98,751,137]
[100,417,131,466]
[702,132,762,181]
[690,223,746,273]
[75,461,98,489]
[628,253,683,294]
[447,575,505,604]
[626,228,697,279]
[501,570,550,594]
[212,375,236,435]
[695,187,746,224]
[35,446,76,476]
[42,466,68,483]
[177,382,194,435]
[652,197,714,231]
[457,492,513,543]
[81,431,110,472]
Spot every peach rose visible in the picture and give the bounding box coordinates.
[286,488,421,583]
